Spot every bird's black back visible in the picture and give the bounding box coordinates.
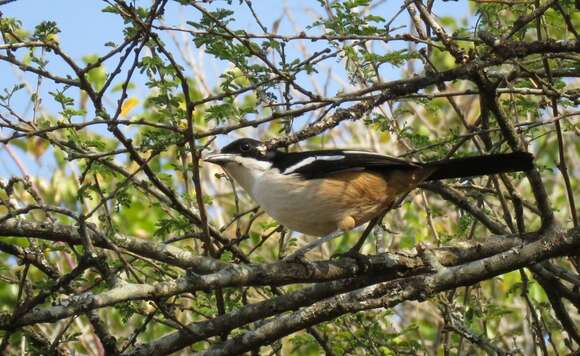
[272,150,419,179]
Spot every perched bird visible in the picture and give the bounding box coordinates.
[205,138,533,253]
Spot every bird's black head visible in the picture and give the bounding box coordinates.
[221,138,267,158]
[204,138,275,165]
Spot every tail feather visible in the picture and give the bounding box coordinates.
[424,152,534,181]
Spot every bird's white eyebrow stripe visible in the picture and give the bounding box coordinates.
[283,155,345,174]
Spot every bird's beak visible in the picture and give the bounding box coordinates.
[203,152,237,165]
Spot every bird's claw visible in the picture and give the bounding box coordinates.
[282,252,317,277]
[416,242,445,273]
[332,248,371,273]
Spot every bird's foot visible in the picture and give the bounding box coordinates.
[416,242,445,273]
[282,252,317,276]
[332,248,371,273]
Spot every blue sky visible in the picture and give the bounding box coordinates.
[0,0,470,177]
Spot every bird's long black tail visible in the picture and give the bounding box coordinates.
[424,152,534,181]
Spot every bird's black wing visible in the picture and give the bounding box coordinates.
[272,150,420,179]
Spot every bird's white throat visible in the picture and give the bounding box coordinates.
[221,156,274,198]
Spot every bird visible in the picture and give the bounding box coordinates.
[204,138,534,255]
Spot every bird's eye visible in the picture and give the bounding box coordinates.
[240,143,251,152]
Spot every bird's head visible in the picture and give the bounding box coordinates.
[204,138,273,165]
[204,138,277,193]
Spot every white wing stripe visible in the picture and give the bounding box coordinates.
[283,155,345,174]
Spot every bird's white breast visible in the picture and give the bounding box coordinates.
[250,171,346,236]
[222,163,334,235]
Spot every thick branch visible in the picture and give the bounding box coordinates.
[0,225,545,329]
[196,226,578,356]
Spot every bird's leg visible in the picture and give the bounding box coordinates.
[282,232,345,277]
[283,232,344,263]
[331,216,382,272]
[333,197,404,266]
[334,214,383,261]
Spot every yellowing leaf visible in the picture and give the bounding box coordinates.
[120,97,139,117]
[28,137,49,159]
